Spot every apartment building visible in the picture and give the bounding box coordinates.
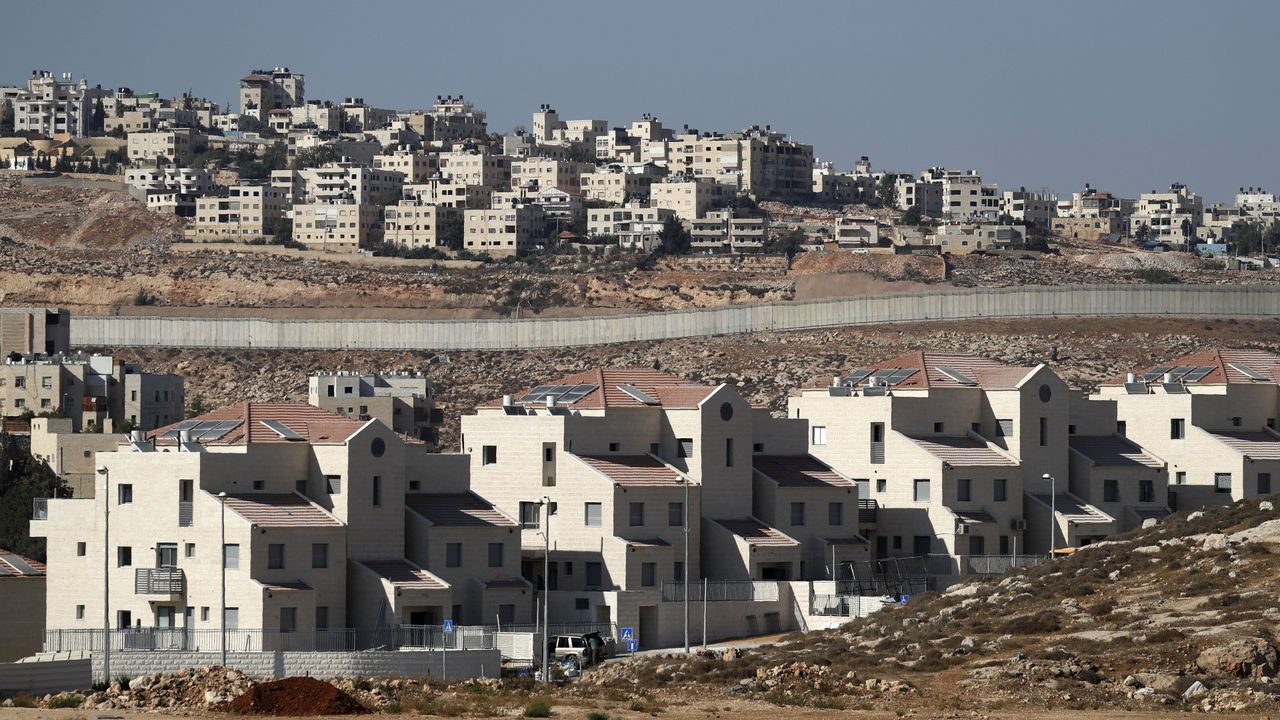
[536,187,584,226]
[923,168,1000,220]
[587,205,674,244]
[403,176,493,210]
[374,150,440,183]
[189,184,288,242]
[126,167,215,218]
[289,101,343,132]
[1129,183,1203,242]
[791,352,1087,564]
[463,204,546,257]
[239,68,304,122]
[281,161,405,205]
[1057,186,1134,219]
[649,177,727,222]
[126,129,205,167]
[340,98,393,132]
[10,70,102,137]
[1050,216,1126,242]
[292,202,383,252]
[288,133,382,168]
[0,353,183,432]
[812,164,873,205]
[438,150,511,190]
[931,223,1026,254]
[1000,189,1056,226]
[580,165,653,205]
[832,217,885,251]
[1233,187,1280,224]
[662,129,814,199]
[29,417,127,498]
[895,174,944,215]
[429,96,487,143]
[1092,349,1280,508]
[511,157,592,194]
[0,550,45,662]
[690,210,769,253]
[382,201,461,253]
[309,372,440,444]
[0,307,70,358]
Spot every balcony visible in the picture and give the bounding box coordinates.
[135,568,186,596]
[857,498,878,523]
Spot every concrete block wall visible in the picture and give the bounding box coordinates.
[90,649,501,682]
[0,659,91,695]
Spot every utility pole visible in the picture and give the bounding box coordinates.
[541,496,551,682]
[96,465,110,685]
[219,492,227,667]
[682,477,689,653]
[1043,473,1056,555]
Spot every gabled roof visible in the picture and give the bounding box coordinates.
[482,367,721,410]
[622,537,671,548]
[712,518,799,547]
[1069,435,1164,468]
[222,494,342,528]
[811,352,1037,391]
[1110,348,1280,387]
[148,403,366,446]
[752,455,853,488]
[907,435,1018,466]
[260,580,312,592]
[576,454,688,487]
[1027,492,1114,524]
[0,549,45,577]
[1206,430,1280,460]
[357,559,447,590]
[405,492,517,528]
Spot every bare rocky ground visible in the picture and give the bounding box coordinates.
[110,316,1280,450]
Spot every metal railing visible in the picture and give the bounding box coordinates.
[376,625,495,650]
[32,498,49,520]
[178,501,193,527]
[134,568,186,595]
[43,624,501,654]
[493,622,615,639]
[965,554,1047,575]
[810,594,894,618]
[858,498,878,522]
[661,580,779,603]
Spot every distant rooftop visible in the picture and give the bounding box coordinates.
[148,403,366,446]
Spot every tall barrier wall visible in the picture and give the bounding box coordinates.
[68,285,1280,352]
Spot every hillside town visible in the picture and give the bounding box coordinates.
[1,67,1278,263]
[2,23,1280,717]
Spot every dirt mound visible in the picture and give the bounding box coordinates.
[221,677,368,716]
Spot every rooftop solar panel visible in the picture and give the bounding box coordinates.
[1183,366,1216,383]
[1124,382,1150,395]
[259,419,304,441]
[1162,383,1189,394]
[937,366,977,386]
[887,368,918,384]
[1229,362,1270,381]
[617,384,660,405]
[1138,366,1172,383]
[843,369,874,386]
[0,554,40,576]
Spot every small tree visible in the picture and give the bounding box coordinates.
[1134,223,1152,244]
[876,174,898,208]
[271,217,293,246]
[0,432,72,560]
[440,212,465,252]
[658,216,691,255]
[901,205,923,226]
[186,393,206,419]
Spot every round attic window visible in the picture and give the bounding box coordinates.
[720,401,734,421]
[1039,384,1052,403]
[371,437,386,458]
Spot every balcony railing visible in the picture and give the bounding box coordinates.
[32,498,49,520]
[965,554,1047,576]
[135,568,186,595]
[810,594,893,618]
[43,625,498,654]
[858,498,878,523]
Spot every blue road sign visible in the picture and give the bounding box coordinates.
[899,594,909,604]
[626,639,639,652]
[620,626,634,641]
[443,619,455,633]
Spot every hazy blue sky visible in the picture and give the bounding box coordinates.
[5,0,1277,202]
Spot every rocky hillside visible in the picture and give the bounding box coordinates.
[590,497,1280,713]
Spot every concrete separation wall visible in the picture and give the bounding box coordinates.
[68,284,1280,352]
[0,659,91,695]
[90,649,500,682]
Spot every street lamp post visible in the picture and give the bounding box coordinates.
[682,477,689,654]
[1042,473,1056,555]
[540,496,551,683]
[96,465,110,685]
[218,491,227,668]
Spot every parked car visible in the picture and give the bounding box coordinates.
[546,632,616,669]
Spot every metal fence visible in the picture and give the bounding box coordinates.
[660,580,779,603]
[493,622,616,639]
[43,625,499,654]
[838,556,935,597]
[965,554,1047,575]
[810,594,894,618]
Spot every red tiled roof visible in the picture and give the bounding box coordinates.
[807,352,1035,391]
[223,494,342,528]
[1069,435,1164,468]
[712,518,798,547]
[1207,430,1280,460]
[1108,349,1280,386]
[405,492,517,527]
[907,435,1018,466]
[577,454,687,486]
[148,403,366,446]
[358,560,447,590]
[752,455,852,488]
[0,549,45,577]
[482,368,718,410]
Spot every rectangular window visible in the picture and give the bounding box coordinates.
[1104,479,1119,503]
[446,542,462,567]
[488,542,503,568]
[1259,473,1273,495]
[118,484,133,505]
[280,607,297,633]
[994,478,1008,502]
[811,426,827,445]
[1117,420,1127,436]
[997,419,1014,437]
[641,562,656,587]
[1175,471,1186,485]
[668,501,685,527]
[870,423,885,464]
[296,479,308,496]
[674,561,685,582]
[876,478,887,493]
[1231,416,1242,427]
[999,535,1010,555]
[1139,480,1155,503]
[892,536,902,550]
[913,479,931,503]
[117,546,132,567]
[753,442,764,453]
[268,543,285,569]
[116,610,132,629]
[312,543,328,569]
[325,475,342,494]
[1215,473,1232,493]
[677,438,693,458]
[725,438,734,467]
[252,480,265,491]
[957,478,971,502]
[224,544,239,569]
[789,501,805,526]
[1170,418,1185,439]
[629,502,645,527]
[372,476,381,506]
[201,607,210,622]
[586,562,602,587]
[482,445,497,465]
[498,604,516,624]
[315,606,329,630]
[156,543,177,568]
[520,501,540,528]
[913,536,932,555]
[76,604,85,620]
[828,501,843,526]
[77,541,86,556]
[1039,418,1048,447]
[584,502,602,527]
[933,422,944,433]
